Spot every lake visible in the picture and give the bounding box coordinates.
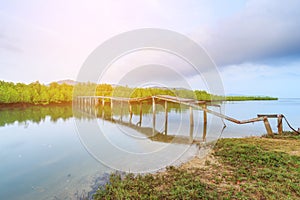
[0,99,299,199]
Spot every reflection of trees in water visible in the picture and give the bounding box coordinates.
[0,103,187,127]
[0,103,204,143]
[0,105,73,127]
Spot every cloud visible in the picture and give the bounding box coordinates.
[197,0,300,66]
[0,40,23,54]
[0,18,23,54]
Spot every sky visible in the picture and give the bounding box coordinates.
[0,0,300,97]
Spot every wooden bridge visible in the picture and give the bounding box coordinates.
[74,95,284,141]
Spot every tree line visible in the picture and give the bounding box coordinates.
[0,80,277,105]
[0,81,73,104]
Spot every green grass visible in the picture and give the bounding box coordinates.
[94,134,300,199]
[94,169,218,200]
[214,138,300,199]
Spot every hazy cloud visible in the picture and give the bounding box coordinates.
[0,38,23,54]
[199,0,300,66]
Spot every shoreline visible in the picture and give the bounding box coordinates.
[92,133,300,199]
[0,102,72,109]
[0,97,279,109]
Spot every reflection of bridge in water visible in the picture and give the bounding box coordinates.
[74,95,284,142]
[74,95,215,144]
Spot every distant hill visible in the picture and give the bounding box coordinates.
[56,79,77,85]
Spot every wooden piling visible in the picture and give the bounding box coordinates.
[110,100,113,120]
[102,98,105,108]
[164,100,168,135]
[88,105,92,116]
[203,104,207,125]
[152,97,156,136]
[129,102,133,124]
[101,99,105,119]
[120,101,123,121]
[94,98,98,107]
[94,107,97,117]
[189,105,194,143]
[202,104,207,141]
[203,119,207,142]
[277,114,283,135]
[263,117,273,136]
[139,101,142,126]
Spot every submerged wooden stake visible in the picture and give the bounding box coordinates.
[202,104,207,141]
[152,97,156,136]
[189,105,194,143]
[102,98,105,107]
[139,101,142,126]
[101,98,105,119]
[164,100,168,135]
[129,102,133,124]
[120,101,123,121]
[94,98,98,107]
[94,107,97,117]
[203,120,207,142]
[110,100,113,120]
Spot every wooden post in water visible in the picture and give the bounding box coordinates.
[101,98,105,119]
[102,98,105,107]
[94,106,97,117]
[94,98,98,107]
[263,117,273,136]
[164,100,168,135]
[120,101,123,121]
[203,120,207,142]
[189,105,194,143]
[277,114,283,135]
[202,104,207,141]
[110,99,114,120]
[139,101,143,126]
[152,97,156,136]
[129,102,133,124]
[89,103,92,116]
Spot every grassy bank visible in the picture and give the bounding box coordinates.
[94,133,300,199]
[225,96,278,101]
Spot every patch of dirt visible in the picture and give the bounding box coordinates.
[178,152,236,192]
[180,152,219,170]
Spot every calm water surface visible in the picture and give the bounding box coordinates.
[0,99,299,199]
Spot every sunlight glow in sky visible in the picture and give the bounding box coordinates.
[1,0,300,97]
